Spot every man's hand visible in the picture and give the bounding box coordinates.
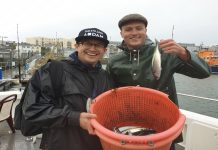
[159,39,190,61]
[80,112,97,135]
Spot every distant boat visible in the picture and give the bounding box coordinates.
[197,49,218,74]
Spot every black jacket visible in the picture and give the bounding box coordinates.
[23,53,113,150]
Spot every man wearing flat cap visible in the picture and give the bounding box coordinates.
[23,27,113,150]
[106,13,210,150]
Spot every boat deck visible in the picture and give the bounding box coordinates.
[0,91,184,150]
[0,123,40,150]
[0,121,184,150]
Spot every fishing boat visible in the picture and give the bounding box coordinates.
[197,49,218,74]
[0,88,218,150]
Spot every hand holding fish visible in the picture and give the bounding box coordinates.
[159,39,190,61]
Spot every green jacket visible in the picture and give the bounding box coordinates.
[107,38,211,106]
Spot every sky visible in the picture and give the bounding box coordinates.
[0,0,218,46]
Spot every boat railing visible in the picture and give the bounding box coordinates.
[177,92,218,102]
[177,92,218,119]
[177,92,218,150]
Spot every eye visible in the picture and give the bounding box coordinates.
[136,26,144,31]
[124,28,132,32]
[96,43,105,49]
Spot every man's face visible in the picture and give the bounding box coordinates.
[120,21,147,49]
[76,39,107,66]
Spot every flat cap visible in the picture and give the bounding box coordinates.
[118,13,148,29]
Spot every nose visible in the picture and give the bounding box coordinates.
[89,44,97,50]
[131,28,138,35]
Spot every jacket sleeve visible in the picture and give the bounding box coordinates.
[175,50,211,78]
[23,63,80,128]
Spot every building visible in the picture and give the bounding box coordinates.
[26,37,76,49]
[0,48,14,70]
[15,43,41,59]
[210,45,218,53]
[178,43,201,52]
[105,41,122,58]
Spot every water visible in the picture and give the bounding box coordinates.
[175,74,218,118]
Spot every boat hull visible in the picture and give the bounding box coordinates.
[211,65,218,74]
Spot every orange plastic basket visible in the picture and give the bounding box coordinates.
[90,86,186,150]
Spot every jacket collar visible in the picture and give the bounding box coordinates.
[118,37,154,53]
[117,38,154,65]
[69,51,102,72]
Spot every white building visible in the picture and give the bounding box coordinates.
[26,37,76,49]
[15,43,41,59]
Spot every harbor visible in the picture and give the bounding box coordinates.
[0,39,218,150]
[0,51,218,150]
[1,0,218,149]
[0,71,218,150]
[175,73,218,118]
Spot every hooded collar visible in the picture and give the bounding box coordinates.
[69,51,102,72]
[117,38,154,65]
[118,37,154,53]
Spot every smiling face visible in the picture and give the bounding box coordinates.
[120,21,147,49]
[75,39,107,67]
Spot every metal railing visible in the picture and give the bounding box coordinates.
[177,92,218,102]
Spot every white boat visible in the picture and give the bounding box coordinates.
[176,93,218,150]
[0,90,217,150]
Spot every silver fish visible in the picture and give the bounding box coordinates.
[113,126,156,136]
[86,98,92,113]
[152,39,162,80]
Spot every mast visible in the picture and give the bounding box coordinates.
[17,24,21,83]
[172,25,174,39]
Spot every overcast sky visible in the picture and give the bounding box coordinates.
[1,0,218,46]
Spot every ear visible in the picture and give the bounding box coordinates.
[103,48,107,53]
[74,43,79,48]
[120,30,124,38]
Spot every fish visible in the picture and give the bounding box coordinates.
[151,39,162,80]
[86,98,92,113]
[113,126,156,136]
